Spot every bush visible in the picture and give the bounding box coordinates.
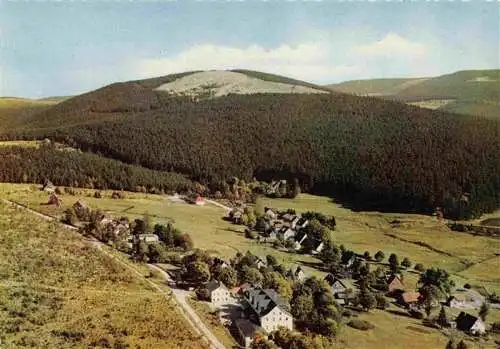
[111,191,124,199]
[374,251,385,262]
[363,251,371,260]
[414,263,425,272]
[375,294,389,309]
[94,191,102,199]
[55,187,63,195]
[347,319,375,331]
[464,283,472,289]
[196,288,210,301]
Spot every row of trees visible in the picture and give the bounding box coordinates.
[12,91,498,219]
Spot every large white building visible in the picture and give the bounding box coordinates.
[243,287,293,333]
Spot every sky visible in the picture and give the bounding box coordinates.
[1,1,498,98]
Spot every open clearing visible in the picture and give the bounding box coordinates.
[1,183,499,349]
[154,70,328,97]
[0,199,207,349]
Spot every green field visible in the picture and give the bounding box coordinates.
[0,199,207,349]
[2,183,499,349]
[0,184,322,277]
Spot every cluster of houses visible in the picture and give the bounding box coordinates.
[229,207,325,254]
[322,266,487,336]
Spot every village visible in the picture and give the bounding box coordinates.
[30,180,500,348]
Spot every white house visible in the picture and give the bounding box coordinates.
[277,226,296,241]
[207,280,232,308]
[243,288,293,333]
[137,234,159,243]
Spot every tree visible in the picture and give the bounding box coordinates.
[437,306,449,327]
[62,208,76,225]
[479,301,490,321]
[243,267,263,285]
[255,217,268,232]
[420,284,440,318]
[418,268,455,297]
[445,339,456,349]
[134,240,149,263]
[374,251,385,262]
[266,255,278,267]
[414,263,425,272]
[388,253,399,272]
[401,257,412,269]
[358,289,377,312]
[375,294,388,309]
[186,261,211,284]
[456,340,468,349]
[250,336,277,349]
[218,267,238,288]
[262,272,292,302]
[363,251,371,260]
[196,287,210,301]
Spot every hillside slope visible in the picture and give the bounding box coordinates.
[0,201,206,348]
[327,70,500,118]
[3,69,498,220]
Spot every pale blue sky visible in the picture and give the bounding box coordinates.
[1,2,498,97]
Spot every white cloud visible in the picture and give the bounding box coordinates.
[351,33,428,57]
[134,43,360,83]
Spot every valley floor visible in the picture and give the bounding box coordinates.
[1,183,499,349]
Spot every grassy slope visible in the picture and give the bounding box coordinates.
[327,70,500,118]
[0,200,206,349]
[327,78,423,96]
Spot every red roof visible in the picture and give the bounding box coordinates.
[401,291,421,304]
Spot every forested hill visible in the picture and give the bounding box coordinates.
[4,72,499,220]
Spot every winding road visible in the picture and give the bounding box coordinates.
[1,199,227,349]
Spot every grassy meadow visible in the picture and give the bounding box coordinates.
[0,200,207,349]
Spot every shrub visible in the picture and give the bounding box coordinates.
[375,294,389,309]
[245,229,257,239]
[463,283,472,289]
[414,263,425,272]
[363,251,371,260]
[401,257,412,268]
[491,321,500,333]
[347,319,375,331]
[111,191,124,199]
[196,287,210,301]
[55,187,63,195]
[374,251,385,262]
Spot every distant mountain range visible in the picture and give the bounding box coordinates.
[326,70,500,118]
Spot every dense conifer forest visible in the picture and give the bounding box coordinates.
[0,145,194,192]
[1,73,499,220]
